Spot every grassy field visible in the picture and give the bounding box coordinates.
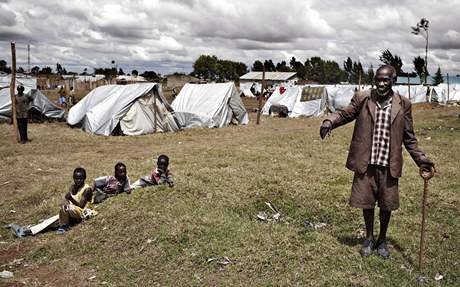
[0,102,459,286]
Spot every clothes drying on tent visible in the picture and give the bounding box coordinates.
[262,85,327,118]
[171,82,249,128]
[67,83,180,136]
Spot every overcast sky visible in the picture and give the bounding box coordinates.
[0,0,459,75]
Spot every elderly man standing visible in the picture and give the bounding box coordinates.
[319,65,435,258]
[15,85,34,144]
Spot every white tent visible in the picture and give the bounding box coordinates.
[239,82,261,97]
[67,83,180,136]
[394,85,428,103]
[171,82,249,128]
[432,84,460,103]
[0,73,64,122]
[262,85,327,117]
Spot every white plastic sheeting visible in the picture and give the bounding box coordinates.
[393,85,428,103]
[0,74,64,121]
[239,82,261,97]
[432,84,460,103]
[171,82,249,128]
[67,83,180,136]
[262,85,327,117]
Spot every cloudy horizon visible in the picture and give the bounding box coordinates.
[1,0,459,76]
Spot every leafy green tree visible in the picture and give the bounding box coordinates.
[192,55,219,80]
[140,70,159,81]
[31,66,40,75]
[379,49,403,76]
[264,60,276,72]
[413,56,426,80]
[118,68,125,75]
[56,63,63,74]
[17,67,25,73]
[289,57,302,70]
[343,57,353,82]
[432,66,444,85]
[132,70,139,76]
[0,59,11,73]
[276,60,291,72]
[252,60,264,71]
[39,66,53,74]
[366,65,375,84]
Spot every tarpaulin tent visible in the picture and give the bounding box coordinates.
[432,84,460,103]
[262,85,327,117]
[67,83,180,136]
[171,82,249,128]
[0,73,64,122]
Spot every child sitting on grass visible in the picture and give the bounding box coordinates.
[11,167,96,237]
[92,162,132,203]
[57,167,96,234]
[132,155,174,189]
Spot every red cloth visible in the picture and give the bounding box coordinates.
[279,86,286,95]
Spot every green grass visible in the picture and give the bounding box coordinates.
[0,103,459,286]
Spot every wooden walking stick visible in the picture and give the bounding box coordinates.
[418,166,435,272]
[10,42,19,143]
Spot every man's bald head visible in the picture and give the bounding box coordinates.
[375,65,396,80]
[375,65,396,97]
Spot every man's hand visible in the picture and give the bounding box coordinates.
[64,192,72,200]
[320,120,332,139]
[420,158,434,171]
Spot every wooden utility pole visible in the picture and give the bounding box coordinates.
[447,73,450,103]
[358,70,362,91]
[256,67,265,125]
[10,42,19,143]
[153,90,157,133]
[407,74,411,100]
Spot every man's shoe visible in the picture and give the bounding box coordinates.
[359,238,374,257]
[376,241,390,259]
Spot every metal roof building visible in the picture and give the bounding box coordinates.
[240,72,298,82]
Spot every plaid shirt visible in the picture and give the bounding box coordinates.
[370,97,392,166]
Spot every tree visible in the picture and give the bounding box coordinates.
[131,70,139,76]
[412,18,429,84]
[39,66,53,74]
[56,63,63,75]
[0,59,11,73]
[263,60,276,72]
[17,67,25,73]
[118,68,125,75]
[379,49,403,76]
[80,68,88,75]
[192,55,219,80]
[432,66,444,85]
[31,66,40,75]
[413,56,426,80]
[252,60,264,71]
[289,57,302,70]
[141,70,159,81]
[192,55,247,81]
[366,65,375,85]
[343,57,353,82]
[276,60,291,72]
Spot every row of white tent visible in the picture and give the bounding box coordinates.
[67,82,249,136]
[0,73,65,122]
[261,83,460,118]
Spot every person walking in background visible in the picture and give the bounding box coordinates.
[15,85,34,144]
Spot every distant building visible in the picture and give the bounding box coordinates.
[239,71,299,86]
[166,74,199,89]
[116,75,146,84]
